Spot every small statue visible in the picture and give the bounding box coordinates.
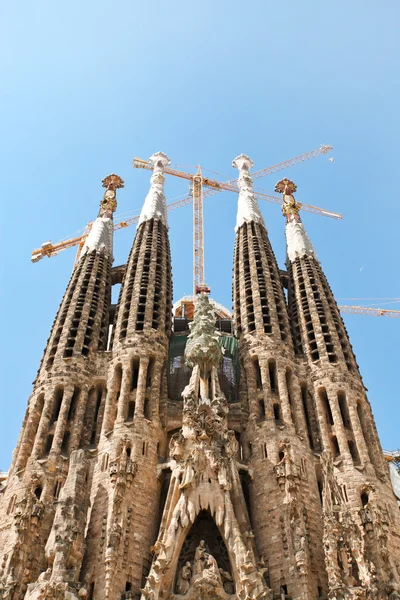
[193,540,207,577]
[176,562,192,595]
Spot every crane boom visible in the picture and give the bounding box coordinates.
[338,305,400,318]
[32,145,337,262]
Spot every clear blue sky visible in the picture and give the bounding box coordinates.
[1,1,399,468]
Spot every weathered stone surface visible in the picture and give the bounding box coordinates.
[1,160,399,600]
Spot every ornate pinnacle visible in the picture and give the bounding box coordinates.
[232,154,254,172]
[275,178,297,196]
[99,174,124,216]
[149,152,171,173]
[233,153,264,231]
[275,178,301,220]
[102,173,125,191]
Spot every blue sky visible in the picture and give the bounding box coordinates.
[1,0,399,468]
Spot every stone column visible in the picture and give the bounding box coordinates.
[102,365,122,434]
[259,358,273,417]
[116,366,133,423]
[32,391,56,458]
[15,393,44,470]
[69,387,89,452]
[51,386,74,453]
[276,365,292,425]
[326,390,352,461]
[135,357,150,417]
[347,399,371,467]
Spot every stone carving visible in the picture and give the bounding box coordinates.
[0,567,17,600]
[176,562,192,595]
[44,450,88,588]
[138,152,171,227]
[232,154,265,232]
[274,439,300,503]
[319,452,381,598]
[140,296,271,600]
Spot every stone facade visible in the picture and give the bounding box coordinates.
[0,154,399,600]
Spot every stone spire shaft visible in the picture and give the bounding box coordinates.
[232,154,291,344]
[0,177,122,597]
[83,154,174,599]
[280,178,388,479]
[13,176,123,474]
[231,161,324,598]
[112,152,172,346]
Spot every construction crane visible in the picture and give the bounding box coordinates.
[30,145,400,321]
[132,145,340,294]
[31,145,340,271]
[338,306,400,317]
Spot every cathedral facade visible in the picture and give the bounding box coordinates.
[0,152,399,600]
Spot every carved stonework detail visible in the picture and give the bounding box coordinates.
[140,296,271,600]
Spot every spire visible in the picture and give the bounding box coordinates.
[138,152,171,227]
[232,154,265,231]
[276,178,316,264]
[80,174,124,259]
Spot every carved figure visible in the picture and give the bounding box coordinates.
[193,541,207,577]
[176,562,192,595]
[201,554,223,588]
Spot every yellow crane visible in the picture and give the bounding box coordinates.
[132,145,340,294]
[30,145,400,318]
[32,145,339,271]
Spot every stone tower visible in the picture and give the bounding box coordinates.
[1,153,400,600]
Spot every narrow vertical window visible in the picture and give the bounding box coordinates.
[253,359,262,390]
[268,360,277,393]
[319,388,334,426]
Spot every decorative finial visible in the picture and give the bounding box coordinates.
[100,174,124,216]
[80,174,123,259]
[281,179,317,264]
[275,178,301,221]
[149,152,171,172]
[232,154,254,172]
[137,153,171,227]
[232,154,265,231]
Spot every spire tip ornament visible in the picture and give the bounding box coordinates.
[232,154,254,172]
[276,178,301,222]
[138,152,170,227]
[280,179,317,263]
[149,151,171,172]
[233,154,264,231]
[100,174,124,216]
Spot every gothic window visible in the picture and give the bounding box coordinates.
[273,403,282,423]
[67,386,80,421]
[34,485,43,500]
[253,359,262,390]
[50,387,64,424]
[144,398,151,420]
[268,360,277,393]
[330,436,340,459]
[44,434,53,456]
[126,400,135,422]
[319,388,334,427]
[337,391,352,430]
[131,359,139,391]
[348,440,360,465]
[61,431,70,455]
